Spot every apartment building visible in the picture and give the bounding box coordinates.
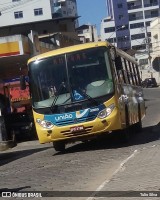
[52,0,79,27]
[0,0,79,36]
[101,0,160,79]
[101,0,131,50]
[0,0,79,79]
[150,17,160,83]
[76,24,98,43]
[101,0,159,49]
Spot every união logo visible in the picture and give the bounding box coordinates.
[55,113,73,121]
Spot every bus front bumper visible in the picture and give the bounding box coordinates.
[36,109,122,144]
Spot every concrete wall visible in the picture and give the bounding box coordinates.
[0,0,52,27]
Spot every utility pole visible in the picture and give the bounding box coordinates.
[91,25,95,42]
[145,25,153,77]
[158,56,160,83]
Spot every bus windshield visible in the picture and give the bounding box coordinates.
[29,47,114,109]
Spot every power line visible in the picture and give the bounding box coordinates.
[0,3,11,7]
[0,0,27,12]
[0,1,12,6]
[0,0,41,15]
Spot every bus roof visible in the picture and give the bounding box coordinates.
[28,41,109,63]
[28,41,137,65]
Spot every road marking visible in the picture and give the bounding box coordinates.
[86,149,138,200]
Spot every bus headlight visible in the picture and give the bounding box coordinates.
[97,104,115,119]
[36,119,54,129]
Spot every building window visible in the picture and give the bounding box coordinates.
[117,36,129,42]
[131,33,145,40]
[132,44,146,50]
[104,27,115,33]
[145,21,151,26]
[117,24,128,30]
[77,30,83,34]
[147,32,151,37]
[14,11,23,19]
[86,38,90,43]
[106,38,116,43]
[119,14,124,20]
[34,8,43,16]
[139,59,148,65]
[130,22,144,29]
[117,3,123,8]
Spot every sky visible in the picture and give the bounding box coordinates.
[76,0,108,35]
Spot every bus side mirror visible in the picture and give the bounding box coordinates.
[115,56,123,71]
[20,75,26,90]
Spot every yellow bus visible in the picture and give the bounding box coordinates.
[24,41,145,151]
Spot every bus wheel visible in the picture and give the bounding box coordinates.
[121,105,130,143]
[134,104,142,133]
[53,141,65,152]
[120,127,131,143]
[11,130,17,147]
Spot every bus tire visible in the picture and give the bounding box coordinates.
[134,103,142,133]
[120,105,130,143]
[53,141,65,152]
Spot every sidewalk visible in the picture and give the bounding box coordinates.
[89,142,160,200]
[0,139,51,154]
[1,139,47,151]
[0,140,16,151]
[0,140,51,164]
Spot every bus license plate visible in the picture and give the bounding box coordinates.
[70,125,84,132]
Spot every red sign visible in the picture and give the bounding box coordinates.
[10,85,30,102]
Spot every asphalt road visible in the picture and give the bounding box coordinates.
[0,88,160,200]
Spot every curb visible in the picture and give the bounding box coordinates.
[0,140,17,151]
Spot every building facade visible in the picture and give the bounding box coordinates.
[76,24,98,43]
[0,0,79,79]
[150,17,160,83]
[0,0,78,26]
[0,0,79,36]
[101,0,131,50]
[101,0,160,80]
[101,0,160,51]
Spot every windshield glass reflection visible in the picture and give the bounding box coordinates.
[29,47,114,109]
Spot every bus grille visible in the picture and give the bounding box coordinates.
[61,126,93,137]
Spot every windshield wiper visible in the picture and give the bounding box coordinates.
[68,78,99,106]
[76,87,99,106]
[50,81,99,111]
[50,82,66,113]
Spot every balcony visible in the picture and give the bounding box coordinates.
[129,16,143,21]
[145,13,159,19]
[128,5,142,10]
[144,2,158,7]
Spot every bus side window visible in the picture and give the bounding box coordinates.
[135,64,142,86]
[116,57,129,84]
[123,59,131,84]
[115,56,123,70]
[132,63,138,85]
[114,56,123,83]
[121,58,130,84]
